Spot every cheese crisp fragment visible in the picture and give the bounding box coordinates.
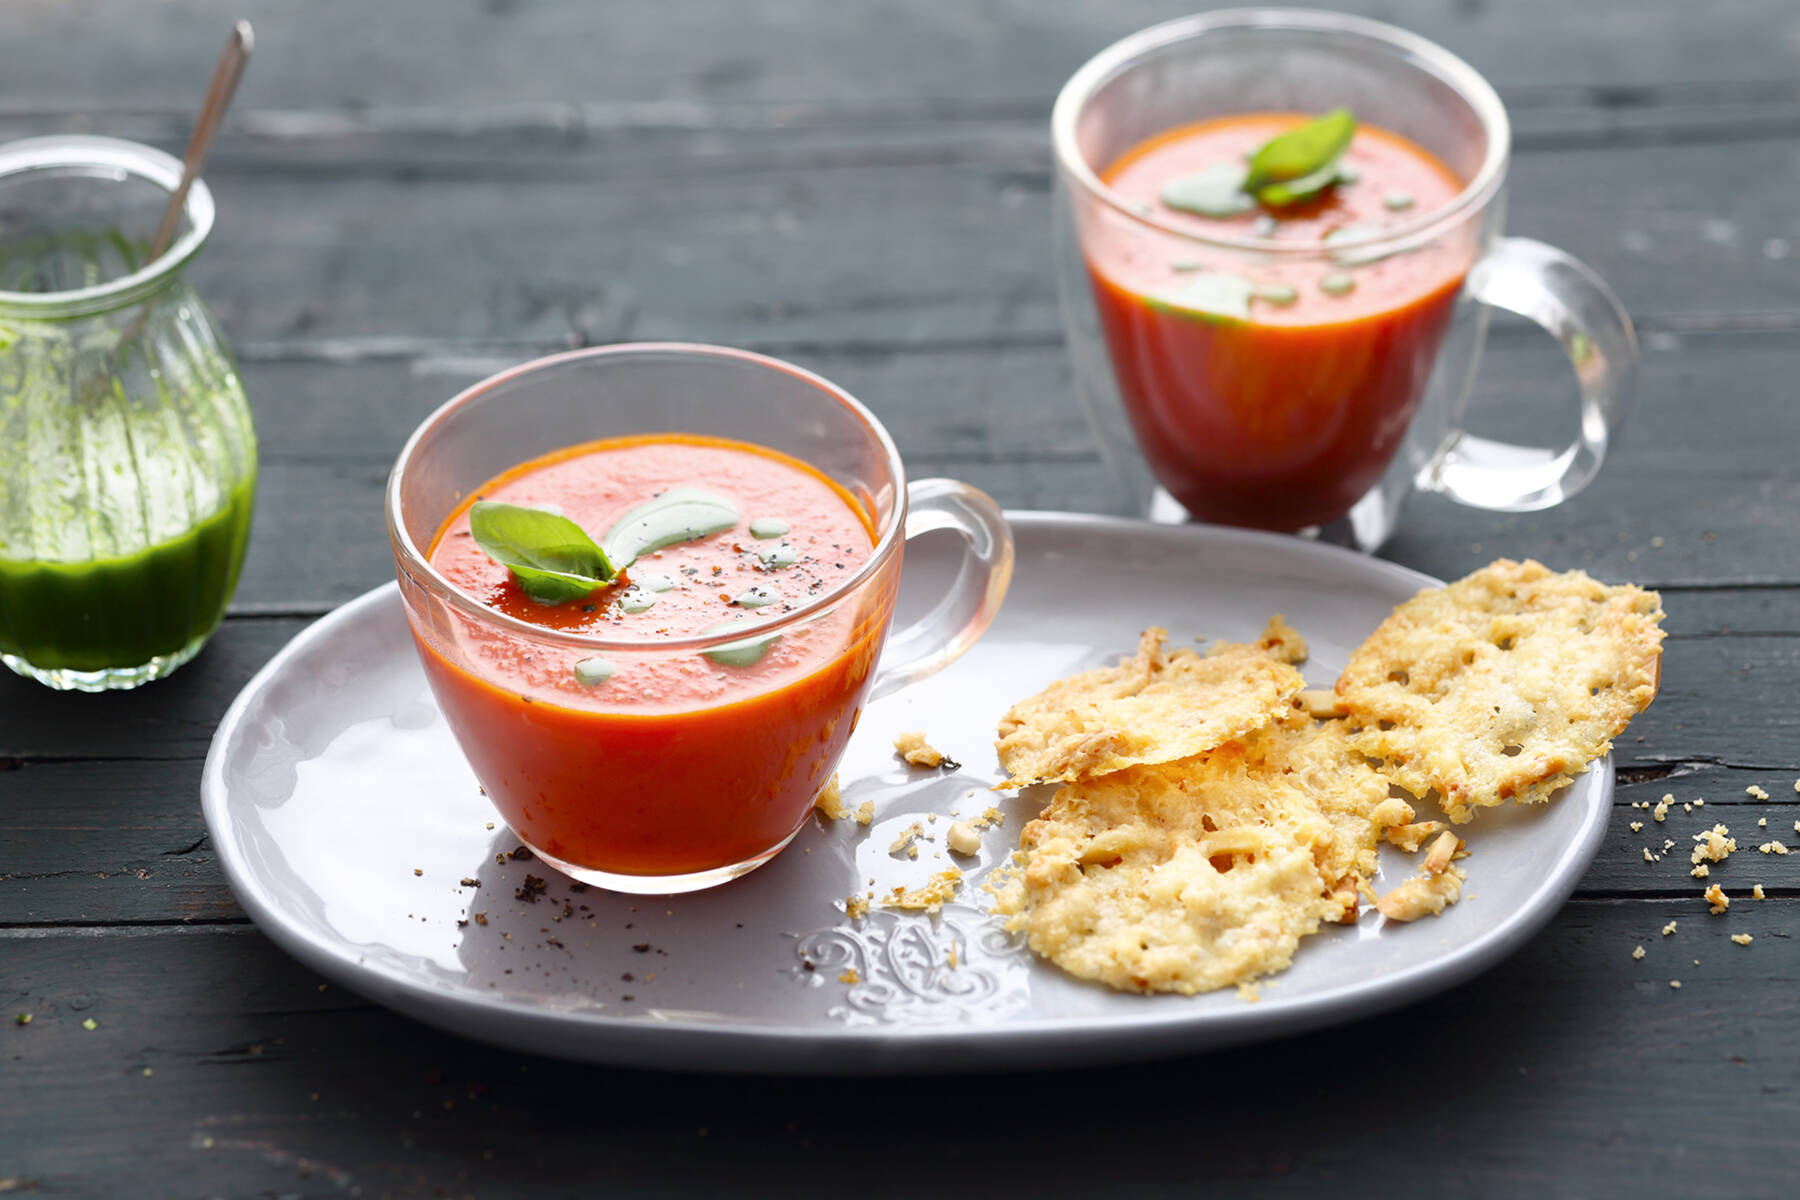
[1375,831,1466,922]
[812,774,848,821]
[994,621,1304,789]
[884,868,963,913]
[894,730,951,768]
[993,720,1396,996]
[1336,560,1665,821]
[1251,613,1308,665]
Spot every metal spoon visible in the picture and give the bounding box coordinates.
[148,20,254,261]
[111,21,251,358]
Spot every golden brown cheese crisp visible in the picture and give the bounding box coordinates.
[884,868,963,913]
[893,730,950,768]
[1251,613,1308,665]
[992,720,1396,995]
[993,623,1304,789]
[1374,831,1466,922]
[812,774,848,821]
[1336,560,1664,821]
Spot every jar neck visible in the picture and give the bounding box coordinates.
[0,136,213,321]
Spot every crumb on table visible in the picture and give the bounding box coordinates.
[1690,824,1735,866]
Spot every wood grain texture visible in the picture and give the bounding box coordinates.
[2,591,1791,763]
[5,0,1797,111]
[3,903,1795,1196]
[1,128,1767,353]
[2,754,1794,928]
[189,327,1800,617]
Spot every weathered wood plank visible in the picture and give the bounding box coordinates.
[0,756,225,925]
[2,587,1790,761]
[1607,766,1800,896]
[229,328,1798,478]
[4,106,1794,352]
[0,2,1789,1196]
[0,619,306,762]
[92,130,1784,353]
[197,321,1800,615]
[4,0,1796,111]
[2,901,1794,1195]
[3,723,1785,928]
[7,90,1800,174]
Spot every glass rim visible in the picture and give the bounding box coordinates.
[0,135,215,318]
[385,341,910,655]
[1050,7,1511,258]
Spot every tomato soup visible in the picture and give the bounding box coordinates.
[1088,114,1471,531]
[422,434,885,878]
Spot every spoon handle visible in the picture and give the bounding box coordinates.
[149,20,254,261]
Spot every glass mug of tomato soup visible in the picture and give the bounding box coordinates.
[1054,9,1637,550]
[387,344,1013,894]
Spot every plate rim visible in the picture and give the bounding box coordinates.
[201,512,1613,1072]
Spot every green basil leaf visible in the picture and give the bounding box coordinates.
[508,565,612,606]
[600,487,740,568]
[1256,161,1349,208]
[1243,108,1356,195]
[469,500,614,605]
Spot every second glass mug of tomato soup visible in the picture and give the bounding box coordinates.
[1054,9,1637,551]
[387,343,1013,895]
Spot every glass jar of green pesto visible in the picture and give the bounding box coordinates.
[0,136,256,690]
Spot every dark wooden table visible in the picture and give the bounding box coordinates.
[5,1,1798,1194]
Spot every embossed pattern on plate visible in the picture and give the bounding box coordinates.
[202,514,1612,1074]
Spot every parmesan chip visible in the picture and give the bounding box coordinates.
[994,624,1303,789]
[1336,560,1664,821]
[993,720,1392,995]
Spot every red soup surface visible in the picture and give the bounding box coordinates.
[1089,114,1471,531]
[424,434,885,878]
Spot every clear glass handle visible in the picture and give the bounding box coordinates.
[865,478,1013,703]
[1424,236,1638,512]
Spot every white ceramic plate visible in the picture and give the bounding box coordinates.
[202,513,1610,1074]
